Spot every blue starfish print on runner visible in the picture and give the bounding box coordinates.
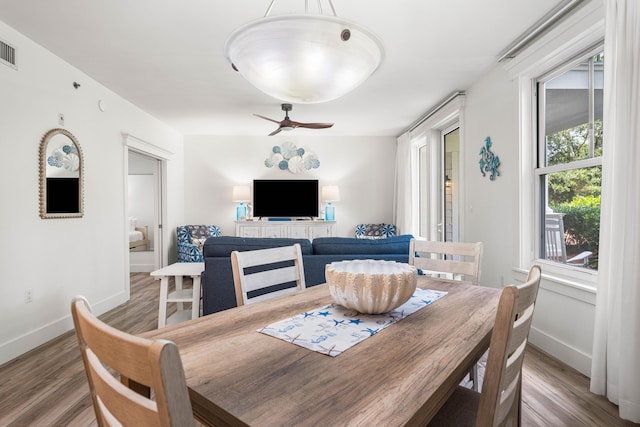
[302,312,315,318]
[348,319,362,325]
[332,319,345,327]
[362,327,379,336]
[317,311,330,317]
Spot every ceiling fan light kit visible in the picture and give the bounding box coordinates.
[224,0,384,104]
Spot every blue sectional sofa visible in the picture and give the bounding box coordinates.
[201,234,413,315]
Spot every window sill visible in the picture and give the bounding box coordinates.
[513,260,596,304]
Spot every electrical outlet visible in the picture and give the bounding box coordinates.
[24,288,32,304]
[58,113,64,126]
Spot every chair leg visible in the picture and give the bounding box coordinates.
[470,364,480,392]
[517,375,523,427]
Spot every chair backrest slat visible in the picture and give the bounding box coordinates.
[409,239,483,285]
[242,266,302,292]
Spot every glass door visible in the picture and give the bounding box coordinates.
[442,127,460,242]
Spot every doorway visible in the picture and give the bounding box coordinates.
[411,92,465,243]
[127,150,163,272]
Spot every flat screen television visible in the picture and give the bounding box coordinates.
[253,179,319,218]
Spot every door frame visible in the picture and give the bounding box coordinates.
[410,94,466,242]
[122,133,172,292]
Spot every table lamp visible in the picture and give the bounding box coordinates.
[321,185,340,221]
[232,185,251,221]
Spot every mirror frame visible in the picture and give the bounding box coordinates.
[39,128,84,219]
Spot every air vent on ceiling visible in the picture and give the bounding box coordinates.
[1,39,17,69]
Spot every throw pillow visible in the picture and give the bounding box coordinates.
[192,237,206,253]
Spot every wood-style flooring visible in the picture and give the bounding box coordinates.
[0,273,636,426]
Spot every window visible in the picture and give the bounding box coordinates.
[536,49,603,270]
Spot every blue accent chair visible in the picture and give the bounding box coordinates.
[177,225,221,262]
[355,223,397,239]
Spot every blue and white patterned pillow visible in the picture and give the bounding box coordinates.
[355,223,396,239]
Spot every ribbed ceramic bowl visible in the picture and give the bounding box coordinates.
[325,260,418,314]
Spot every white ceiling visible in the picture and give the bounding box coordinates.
[0,0,562,137]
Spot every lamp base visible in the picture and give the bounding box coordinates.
[324,203,335,221]
[236,203,247,221]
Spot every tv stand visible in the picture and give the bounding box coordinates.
[235,220,336,240]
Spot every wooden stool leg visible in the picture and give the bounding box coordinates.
[175,275,184,312]
[158,276,169,328]
[191,274,201,320]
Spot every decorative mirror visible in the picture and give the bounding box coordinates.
[39,128,84,219]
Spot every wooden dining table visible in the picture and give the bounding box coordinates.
[141,276,501,427]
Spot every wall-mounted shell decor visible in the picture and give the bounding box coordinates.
[265,141,320,174]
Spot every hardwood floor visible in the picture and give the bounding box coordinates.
[0,273,636,426]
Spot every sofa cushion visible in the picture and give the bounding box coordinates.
[203,236,313,257]
[312,234,413,255]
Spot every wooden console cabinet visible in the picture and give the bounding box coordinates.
[235,220,336,240]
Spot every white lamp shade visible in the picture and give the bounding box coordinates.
[232,185,251,202]
[322,185,340,202]
[224,14,383,104]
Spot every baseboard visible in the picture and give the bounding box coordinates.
[0,290,129,366]
[529,326,592,377]
[130,263,154,273]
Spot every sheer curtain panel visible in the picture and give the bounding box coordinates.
[393,132,413,235]
[590,0,640,422]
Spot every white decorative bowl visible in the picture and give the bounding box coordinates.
[325,260,418,314]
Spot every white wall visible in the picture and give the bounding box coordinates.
[464,67,521,288]
[183,135,397,237]
[0,20,185,365]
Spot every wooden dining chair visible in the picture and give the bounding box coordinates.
[231,243,306,306]
[409,238,484,390]
[427,264,542,427]
[408,238,483,285]
[71,296,194,427]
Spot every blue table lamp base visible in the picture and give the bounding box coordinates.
[325,202,335,221]
[236,203,247,221]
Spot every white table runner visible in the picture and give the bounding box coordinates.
[258,288,447,357]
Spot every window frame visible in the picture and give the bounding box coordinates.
[525,42,604,287]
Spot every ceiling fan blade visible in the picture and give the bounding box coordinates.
[268,127,283,136]
[254,114,281,124]
[294,122,334,129]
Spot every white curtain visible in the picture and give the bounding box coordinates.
[590,0,640,422]
[393,132,413,235]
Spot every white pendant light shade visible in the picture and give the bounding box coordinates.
[225,14,384,104]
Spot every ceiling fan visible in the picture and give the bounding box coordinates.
[254,103,334,136]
